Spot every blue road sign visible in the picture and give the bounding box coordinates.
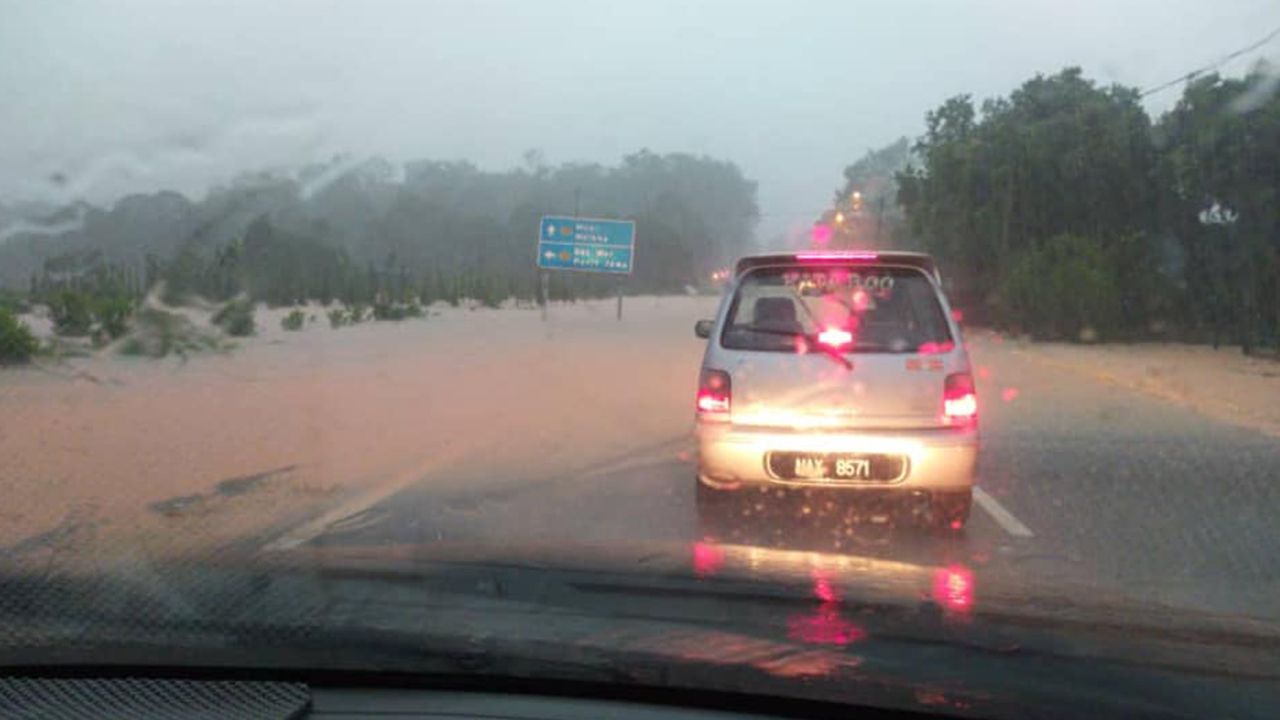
[537,215,636,274]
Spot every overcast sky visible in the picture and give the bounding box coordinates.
[2,0,1277,239]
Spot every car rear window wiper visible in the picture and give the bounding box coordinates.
[728,326,852,370]
[732,325,806,338]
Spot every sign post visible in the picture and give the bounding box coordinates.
[540,272,549,321]
[536,215,635,321]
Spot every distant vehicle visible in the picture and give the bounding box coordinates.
[693,250,977,530]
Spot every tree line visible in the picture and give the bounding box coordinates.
[837,64,1279,351]
[7,149,760,311]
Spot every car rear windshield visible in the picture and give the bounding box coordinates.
[721,264,953,353]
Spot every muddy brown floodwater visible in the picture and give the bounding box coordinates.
[0,296,719,564]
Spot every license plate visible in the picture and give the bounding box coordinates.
[792,454,872,480]
[767,452,905,482]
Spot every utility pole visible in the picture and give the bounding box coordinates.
[875,195,886,245]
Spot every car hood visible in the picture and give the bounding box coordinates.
[2,540,1279,719]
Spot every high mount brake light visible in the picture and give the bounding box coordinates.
[796,252,879,262]
[817,327,853,348]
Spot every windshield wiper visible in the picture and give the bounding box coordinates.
[732,326,853,370]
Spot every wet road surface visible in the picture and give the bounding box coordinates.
[274,332,1280,616]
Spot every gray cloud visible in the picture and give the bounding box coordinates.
[2,0,1277,238]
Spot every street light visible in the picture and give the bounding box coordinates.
[835,211,845,224]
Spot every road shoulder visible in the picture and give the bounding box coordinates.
[990,332,1280,440]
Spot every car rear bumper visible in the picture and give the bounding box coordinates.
[696,421,977,491]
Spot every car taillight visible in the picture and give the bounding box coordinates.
[697,368,731,419]
[943,372,977,424]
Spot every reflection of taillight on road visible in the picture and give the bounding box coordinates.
[692,541,724,577]
[697,368,731,419]
[789,568,866,646]
[943,372,977,425]
[932,565,974,613]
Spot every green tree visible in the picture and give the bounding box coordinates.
[998,234,1123,340]
[896,68,1164,334]
[1157,66,1280,351]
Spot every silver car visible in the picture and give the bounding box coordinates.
[694,250,978,530]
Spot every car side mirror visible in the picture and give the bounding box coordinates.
[694,320,713,339]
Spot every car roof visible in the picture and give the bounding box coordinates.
[734,250,940,283]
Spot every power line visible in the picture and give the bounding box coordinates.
[1139,24,1280,98]
[757,210,832,218]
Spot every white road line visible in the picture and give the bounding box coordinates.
[262,481,409,552]
[262,450,469,552]
[973,486,1034,538]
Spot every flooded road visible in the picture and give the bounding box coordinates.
[4,296,1280,618]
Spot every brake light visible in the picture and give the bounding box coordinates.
[817,327,853,348]
[796,251,878,261]
[697,368,731,419]
[943,372,977,424]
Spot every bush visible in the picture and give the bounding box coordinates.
[120,307,220,358]
[93,297,134,340]
[372,300,403,321]
[327,308,348,328]
[0,308,38,365]
[212,299,256,337]
[49,291,94,336]
[373,300,424,321]
[281,309,306,331]
[347,302,368,324]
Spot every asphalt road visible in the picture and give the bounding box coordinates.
[276,332,1280,617]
